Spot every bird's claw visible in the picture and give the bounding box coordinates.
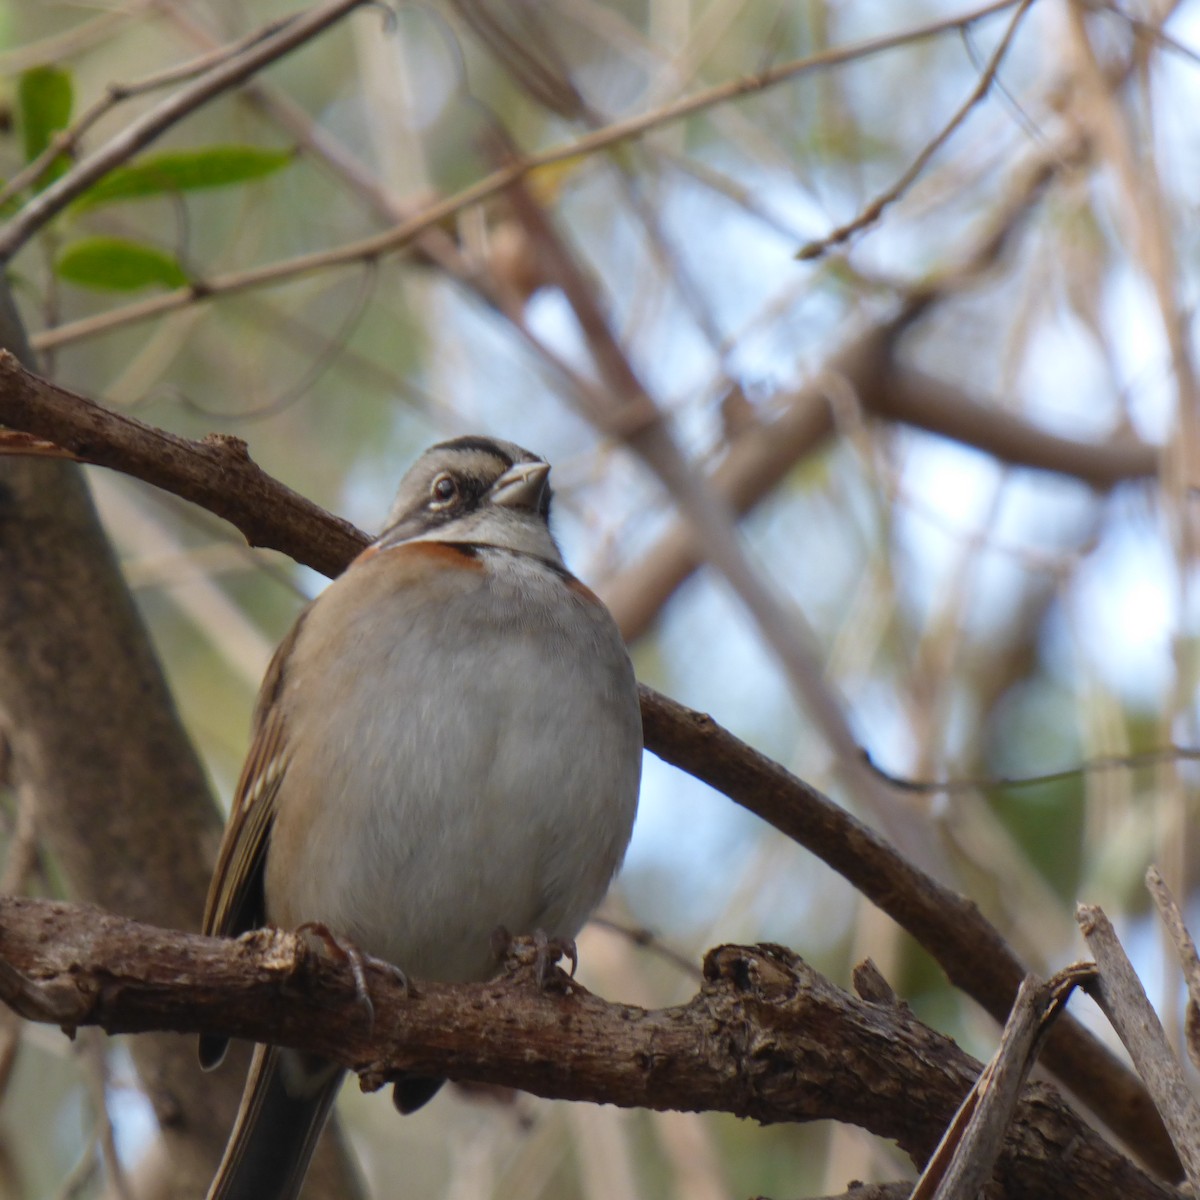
[533,929,578,988]
[491,926,577,989]
[296,921,375,1031]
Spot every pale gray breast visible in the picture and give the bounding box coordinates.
[267,548,642,983]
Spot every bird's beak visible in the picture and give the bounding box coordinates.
[488,461,550,511]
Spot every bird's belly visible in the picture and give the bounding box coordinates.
[265,588,640,984]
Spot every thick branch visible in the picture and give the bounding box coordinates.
[0,351,365,577]
[0,348,1177,1176]
[0,898,1179,1200]
[638,688,1175,1173]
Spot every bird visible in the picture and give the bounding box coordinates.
[200,436,643,1200]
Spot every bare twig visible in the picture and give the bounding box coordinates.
[912,966,1092,1200]
[0,0,372,261]
[28,0,1023,350]
[1145,866,1200,1071]
[0,6,142,76]
[797,0,1037,260]
[1078,902,1200,1191]
[870,744,1200,795]
[589,917,704,982]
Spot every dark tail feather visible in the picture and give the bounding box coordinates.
[198,1032,229,1071]
[207,1044,344,1200]
[392,1074,445,1114]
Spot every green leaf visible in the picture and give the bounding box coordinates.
[76,146,293,208]
[56,238,188,291]
[17,66,73,186]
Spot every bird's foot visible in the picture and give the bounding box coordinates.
[489,924,514,964]
[380,960,412,998]
[491,925,578,990]
[533,929,578,989]
[295,921,376,1031]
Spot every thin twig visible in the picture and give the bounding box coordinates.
[1145,866,1200,1071]
[0,12,298,209]
[29,0,1022,349]
[797,0,1037,260]
[1085,0,1200,68]
[0,0,371,262]
[589,917,704,982]
[0,6,143,76]
[1078,902,1200,1191]
[868,744,1200,795]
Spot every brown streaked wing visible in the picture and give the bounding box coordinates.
[202,612,307,939]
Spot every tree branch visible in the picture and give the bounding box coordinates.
[0,350,364,578]
[0,348,1178,1177]
[0,0,372,262]
[0,897,1180,1200]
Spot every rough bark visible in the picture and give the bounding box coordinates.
[0,898,1182,1200]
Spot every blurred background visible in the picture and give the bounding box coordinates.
[1,0,1198,1195]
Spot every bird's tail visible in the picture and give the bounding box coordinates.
[206,1044,344,1200]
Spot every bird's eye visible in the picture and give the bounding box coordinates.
[430,474,458,505]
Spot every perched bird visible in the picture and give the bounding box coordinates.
[201,436,643,1200]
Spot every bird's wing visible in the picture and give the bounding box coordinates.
[199,615,308,1071]
[203,614,307,940]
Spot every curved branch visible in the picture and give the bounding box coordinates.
[0,350,365,577]
[0,346,1178,1177]
[0,898,1179,1200]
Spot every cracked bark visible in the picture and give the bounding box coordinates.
[0,898,1181,1200]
